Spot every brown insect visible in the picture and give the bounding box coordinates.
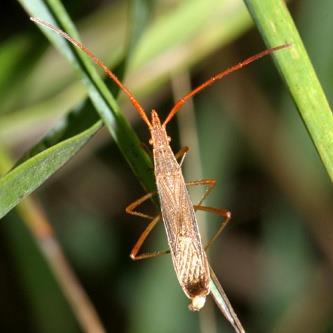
[31,16,289,333]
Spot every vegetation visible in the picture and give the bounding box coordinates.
[0,0,332,332]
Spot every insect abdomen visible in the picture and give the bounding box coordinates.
[174,236,209,296]
[156,170,210,308]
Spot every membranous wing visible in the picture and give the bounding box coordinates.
[156,172,209,297]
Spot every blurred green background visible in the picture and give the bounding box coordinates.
[1,0,333,332]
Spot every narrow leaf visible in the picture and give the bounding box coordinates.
[0,0,154,219]
[0,121,101,219]
[244,0,333,181]
[19,0,154,189]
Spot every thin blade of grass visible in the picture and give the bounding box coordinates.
[23,0,154,188]
[244,0,333,181]
[209,267,245,333]
[0,121,101,219]
[17,0,153,164]
[20,0,153,187]
[0,0,154,219]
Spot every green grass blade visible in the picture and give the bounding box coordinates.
[17,102,100,164]
[19,0,154,187]
[0,0,154,219]
[0,121,101,219]
[210,267,245,333]
[17,0,152,165]
[244,0,333,181]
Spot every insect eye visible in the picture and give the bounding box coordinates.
[149,138,153,145]
[167,136,171,142]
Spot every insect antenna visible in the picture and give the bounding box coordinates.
[163,44,291,126]
[30,17,152,129]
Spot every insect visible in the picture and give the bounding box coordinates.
[31,16,289,333]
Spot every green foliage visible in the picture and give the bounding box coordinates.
[0,0,332,332]
[245,0,333,181]
[0,122,101,218]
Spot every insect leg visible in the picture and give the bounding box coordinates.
[126,191,157,220]
[130,215,170,260]
[126,192,169,260]
[174,146,189,166]
[193,205,231,251]
[185,178,217,206]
